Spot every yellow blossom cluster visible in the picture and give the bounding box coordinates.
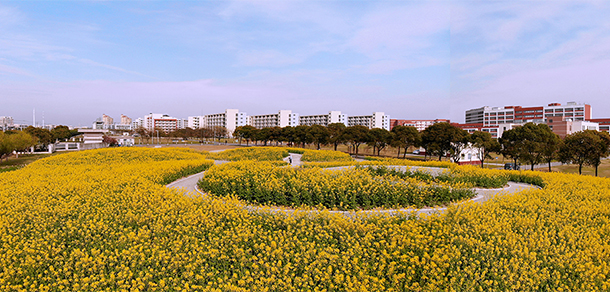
[0,147,609,291]
[199,161,474,210]
[207,147,289,161]
[299,149,353,162]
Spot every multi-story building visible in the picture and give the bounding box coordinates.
[120,114,132,126]
[250,110,299,129]
[299,111,346,127]
[588,118,610,133]
[465,102,592,126]
[102,114,114,126]
[187,116,206,129]
[390,119,450,131]
[347,112,390,130]
[144,113,180,133]
[132,118,144,130]
[453,122,518,139]
[0,116,14,130]
[547,118,600,138]
[204,109,248,137]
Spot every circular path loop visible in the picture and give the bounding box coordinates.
[167,162,539,217]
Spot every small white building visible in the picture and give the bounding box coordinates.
[111,136,135,147]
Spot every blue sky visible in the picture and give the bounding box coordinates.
[1,1,609,127]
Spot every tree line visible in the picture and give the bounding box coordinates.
[142,122,610,176]
[0,126,79,161]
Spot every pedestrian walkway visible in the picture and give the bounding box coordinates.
[167,159,539,217]
[283,153,302,167]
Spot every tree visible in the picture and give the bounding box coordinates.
[540,131,562,172]
[293,125,312,148]
[517,123,554,170]
[308,125,330,150]
[24,126,53,148]
[281,126,296,147]
[391,125,421,158]
[421,123,468,162]
[134,127,151,143]
[51,125,72,142]
[257,127,272,146]
[343,125,369,155]
[102,135,118,146]
[470,131,500,168]
[0,132,13,162]
[327,123,347,151]
[499,128,523,166]
[560,130,604,175]
[234,125,258,146]
[367,128,392,156]
[210,126,227,142]
[8,131,36,158]
[269,126,283,146]
[584,130,610,176]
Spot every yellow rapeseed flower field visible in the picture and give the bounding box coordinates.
[0,147,608,291]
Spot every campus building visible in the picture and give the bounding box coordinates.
[465,102,592,126]
[203,109,248,137]
[120,114,132,126]
[347,112,390,130]
[588,118,610,133]
[187,116,207,129]
[452,122,518,139]
[390,119,450,131]
[250,110,299,129]
[0,116,14,130]
[547,118,600,138]
[102,114,114,126]
[299,111,346,127]
[144,113,181,133]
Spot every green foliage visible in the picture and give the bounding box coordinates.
[300,149,352,162]
[208,147,289,161]
[199,161,475,210]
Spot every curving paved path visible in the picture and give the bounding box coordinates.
[166,160,539,217]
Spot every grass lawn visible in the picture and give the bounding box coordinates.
[0,153,59,171]
[538,159,610,178]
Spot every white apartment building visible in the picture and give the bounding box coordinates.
[250,110,299,129]
[132,117,144,129]
[187,116,207,129]
[299,111,347,127]
[347,112,390,130]
[1,116,14,130]
[204,109,248,137]
[120,114,132,126]
[102,114,114,126]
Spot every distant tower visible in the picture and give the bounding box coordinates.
[33,109,36,127]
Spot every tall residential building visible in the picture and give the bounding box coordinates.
[0,116,14,130]
[102,114,114,126]
[204,109,248,137]
[144,113,180,133]
[347,112,390,130]
[120,114,132,125]
[390,119,450,131]
[465,102,592,126]
[132,117,144,130]
[250,110,299,129]
[187,116,207,129]
[299,111,346,127]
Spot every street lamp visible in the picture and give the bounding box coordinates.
[156,130,159,145]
